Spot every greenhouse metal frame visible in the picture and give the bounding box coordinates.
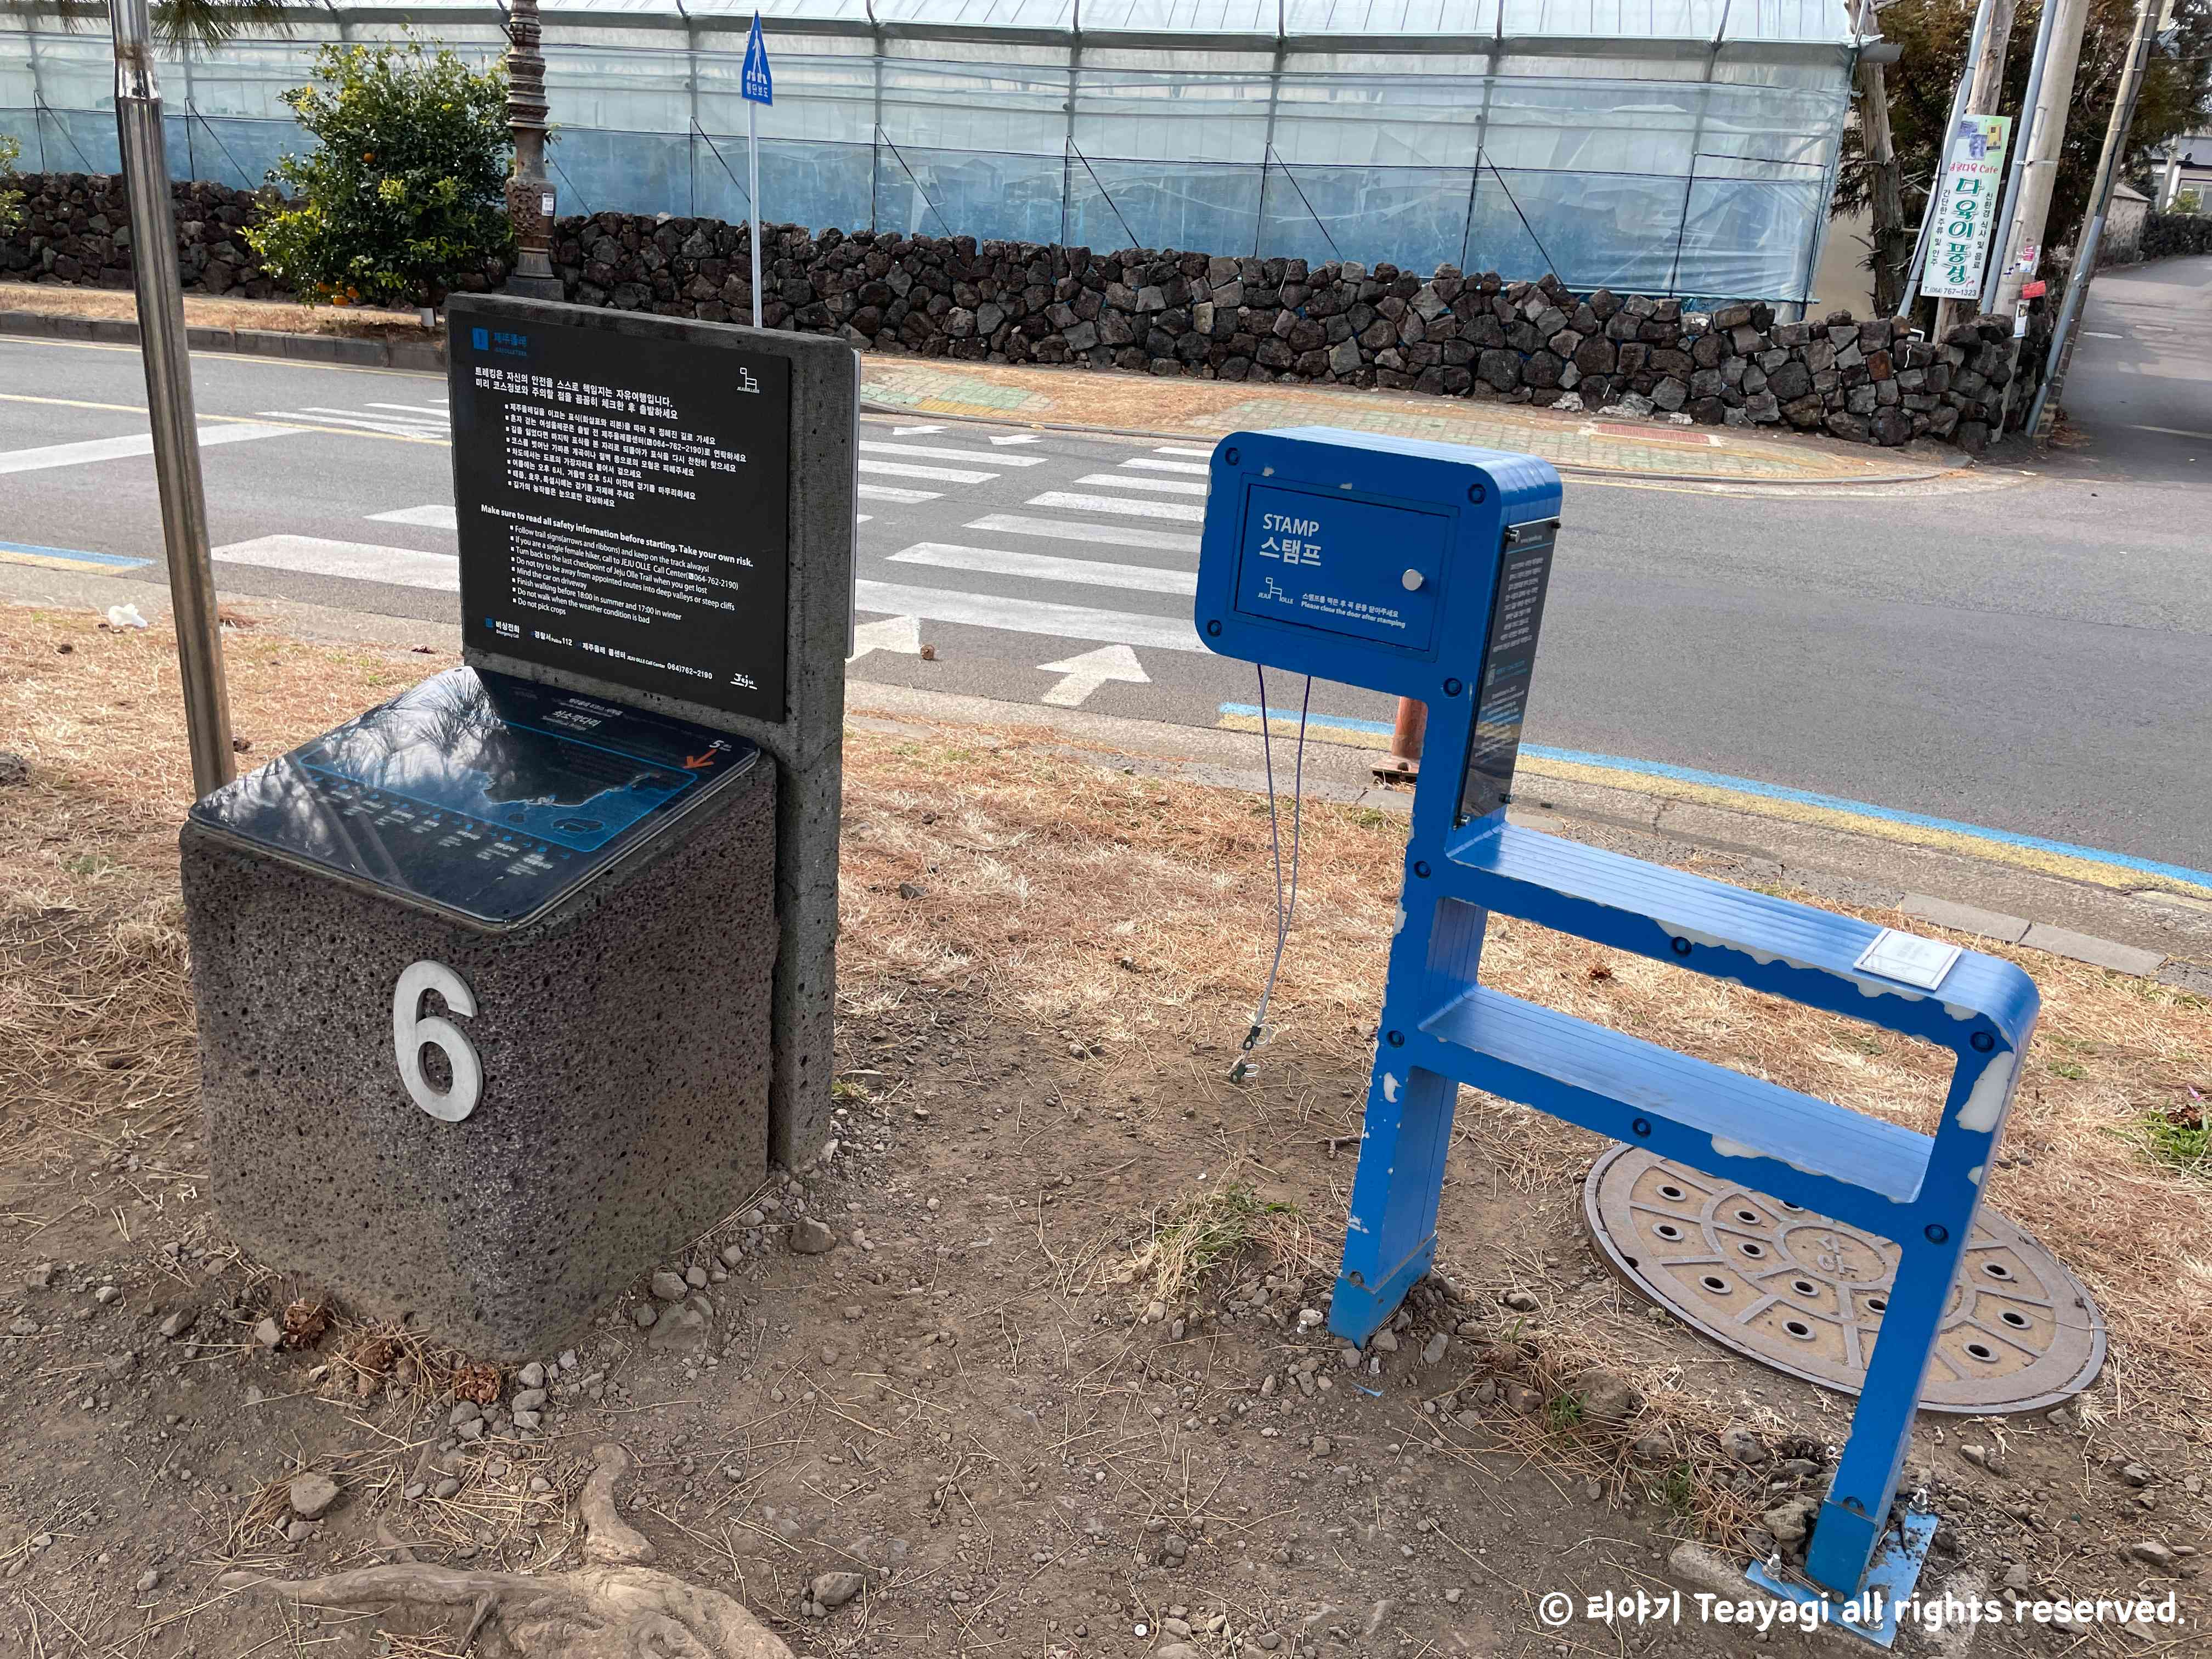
[2,2,1869,306]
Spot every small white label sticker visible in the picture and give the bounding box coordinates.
[1854,928,1962,990]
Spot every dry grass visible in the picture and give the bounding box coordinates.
[1118,1182,1313,1313]
[0,278,433,338]
[1,614,437,1229]
[5,605,2210,1465]
[831,723,2212,1441]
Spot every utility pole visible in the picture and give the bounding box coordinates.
[504,0,563,300]
[110,0,234,798]
[1932,0,2019,340]
[1988,0,2091,317]
[2028,0,2160,438]
[1901,0,1996,314]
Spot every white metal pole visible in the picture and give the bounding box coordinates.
[110,0,234,797]
[1989,0,2092,318]
[1979,0,2064,313]
[748,97,763,329]
[1900,0,1997,315]
[2028,0,2159,438]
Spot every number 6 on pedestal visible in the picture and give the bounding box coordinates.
[392,960,482,1122]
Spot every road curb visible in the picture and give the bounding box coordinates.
[836,682,2204,989]
[0,557,2192,990]
[0,308,444,373]
[855,397,1956,489]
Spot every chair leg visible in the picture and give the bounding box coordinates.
[1328,1061,1458,1345]
[1804,1233,1961,1596]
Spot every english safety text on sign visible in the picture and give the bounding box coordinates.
[447,309,793,721]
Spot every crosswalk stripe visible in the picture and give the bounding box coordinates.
[0,421,289,475]
[887,542,1197,597]
[860,441,1045,467]
[291,405,444,430]
[859,458,995,484]
[859,482,943,504]
[1073,472,1209,496]
[368,504,459,529]
[1123,458,1211,476]
[212,534,459,592]
[1026,491,1206,523]
[964,513,1201,555]
[262,409,448,439]
[1155,444,1215,458]
[367,402,449,416]
[855,580,1202,652]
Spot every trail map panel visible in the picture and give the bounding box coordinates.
[188,667,760,927]
[450,312,793,720]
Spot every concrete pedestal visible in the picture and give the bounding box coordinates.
[180,764,777,1359]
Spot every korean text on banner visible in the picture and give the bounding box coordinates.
[1923,114,2011,301]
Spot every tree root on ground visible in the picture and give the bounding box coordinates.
[220,1444,795,1659]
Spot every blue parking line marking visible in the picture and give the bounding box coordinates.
[1215,702,2212,890]
[1525,743,2212,891]
[0,539,154,569]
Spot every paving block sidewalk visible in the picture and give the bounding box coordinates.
[2,280,1958,487]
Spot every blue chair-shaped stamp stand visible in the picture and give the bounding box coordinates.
[1194,428,2039,1644]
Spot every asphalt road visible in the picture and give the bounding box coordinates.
[2050,252,2212,488]
[3,331,2208,872]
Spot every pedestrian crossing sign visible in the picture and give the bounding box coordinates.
[742,15,773,105]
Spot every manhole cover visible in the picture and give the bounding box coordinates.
[1582,1147,2104,1414]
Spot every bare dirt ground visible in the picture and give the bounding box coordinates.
[2,608,2207,1657]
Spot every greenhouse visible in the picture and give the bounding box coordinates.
[2,1,1867,305]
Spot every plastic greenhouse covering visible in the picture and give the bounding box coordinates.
[2,1,1866,304]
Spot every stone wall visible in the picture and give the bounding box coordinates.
[556,213,2020,452]
[3,172,293,298]
[1,170,506,300]
[2,173,2026,452]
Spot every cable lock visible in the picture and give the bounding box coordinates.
[1230,664,1312,1084]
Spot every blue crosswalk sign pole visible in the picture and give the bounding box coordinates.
[742,14,773,329]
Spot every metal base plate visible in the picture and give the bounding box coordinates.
[1747,1510,1939,1649]
[1583,1147,2104,1414]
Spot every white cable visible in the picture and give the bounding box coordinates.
[1233,665,1311,1082]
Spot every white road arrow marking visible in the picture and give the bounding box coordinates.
[892,424,947,435]
[1037,642,1150,708]
[848,614,922,662]
[988,432,1042,445]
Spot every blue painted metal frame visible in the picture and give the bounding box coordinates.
[1194,428,2041,1603]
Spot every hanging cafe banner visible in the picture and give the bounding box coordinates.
[1922,114,2013,301]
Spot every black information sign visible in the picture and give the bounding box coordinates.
[1458,519,1558,825]
[190,668,759,928]
[449,309,793,721]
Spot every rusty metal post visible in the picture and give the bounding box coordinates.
[1373,696,1426,785]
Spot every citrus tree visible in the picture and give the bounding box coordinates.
[247,38,512,308]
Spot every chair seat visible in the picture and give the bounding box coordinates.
[1419,984,1932,1204]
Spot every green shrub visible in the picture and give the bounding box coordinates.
[1,134,22,236]
[247,37,511,308]
[2142,210,2212,261]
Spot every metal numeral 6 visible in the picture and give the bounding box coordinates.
[392,961,482,1122]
